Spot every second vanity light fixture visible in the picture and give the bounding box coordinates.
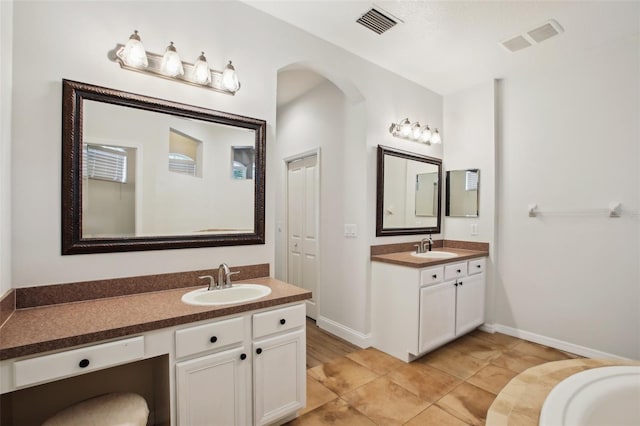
[112,30,241,95]
[389,118,441,144]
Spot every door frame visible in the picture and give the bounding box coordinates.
[284,147,321,319]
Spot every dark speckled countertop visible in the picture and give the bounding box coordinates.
[0,277,311,361]
[371,247,488,268]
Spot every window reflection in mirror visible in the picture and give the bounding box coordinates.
[231,146,255,180]
[376,145,442,236]
[445,169,480,217]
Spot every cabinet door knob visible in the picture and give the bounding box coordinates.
[210,336,218,343]
[477,265,481,269]
[240,353,247,360]
[432,274,437,279]
[256,348,263,355]
[457,269,461,273]
[78,359,90,368]
[454,282,458,287]
[280,318,286,325]
[460,281,463,286]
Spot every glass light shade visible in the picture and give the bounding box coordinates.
[419,125,432,143]
[411,122,422,140]
[221,61,240,92]
[399,118,412,138]
[388,123,399,135]
[161,42,184,77]
[430,128,442,144]
[121,30,148,68]
[192,52,211,84]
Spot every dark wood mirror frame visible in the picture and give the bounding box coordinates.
[376,145,442,237]
[61,79,266,254]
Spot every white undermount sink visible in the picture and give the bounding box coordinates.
[410,251,458,259]
[182,284,272,306]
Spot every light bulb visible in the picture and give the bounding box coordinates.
[160,42,184,77]
[430,128,442,144]
[419,125,432,143]
[399,118,412,138]
[121,30,148,68]
[411,122,422,140]
[221,61,240,92]
[193,52,211,84]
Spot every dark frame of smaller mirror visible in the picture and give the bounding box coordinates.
[376,145,442,236]
[445,169,480,217]
[61,79,266,254]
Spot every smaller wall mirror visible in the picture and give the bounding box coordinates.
[445,169,480,217]
[376,145,442,236]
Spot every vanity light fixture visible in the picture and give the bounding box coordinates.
[389,118,442,145]
[160,42,184,77]
[111,30,241,95]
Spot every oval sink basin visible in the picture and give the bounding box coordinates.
[410,251,458,259]
[182,284,272,306]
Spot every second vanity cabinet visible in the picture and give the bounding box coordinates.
[372,257,486,362]
[175,303,306,426]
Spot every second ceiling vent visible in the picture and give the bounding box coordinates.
[356,7,400,35]
[501,19,564,53]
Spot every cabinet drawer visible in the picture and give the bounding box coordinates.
[13,336,144,388]
[468,258,486,275]
[444,262,467,280]
[253,304,306,339]
[176,316,245,359]
[420,266,444,287]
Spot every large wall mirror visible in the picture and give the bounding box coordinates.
[376,145,442,236]
[445,169,480,217]
[62,80,266,254]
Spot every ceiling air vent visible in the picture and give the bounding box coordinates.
[356,7,399,35]
[500,19,564,53]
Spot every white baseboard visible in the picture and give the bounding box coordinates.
[316,316,372,349]
[483,323,631,360]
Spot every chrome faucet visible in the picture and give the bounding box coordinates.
[421,234,433,252]
[217,263,239,288]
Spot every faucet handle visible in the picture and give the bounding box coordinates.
[225,271,240,286]
[414,244,422,254]
[199,275,216,291]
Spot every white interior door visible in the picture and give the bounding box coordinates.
[287,154,319,319]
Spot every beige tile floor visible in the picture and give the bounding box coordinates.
[287,329,580,426]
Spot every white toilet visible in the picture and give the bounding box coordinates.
[42,392,149,426]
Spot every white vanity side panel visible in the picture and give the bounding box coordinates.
[371,262,421,362]
[13,336,144,388]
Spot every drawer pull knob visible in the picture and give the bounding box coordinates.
[477,265,481,269]
[280,319,286,325]
[457,269,461,273]
[240,353,247,360]
[256,348,263,355]
[210,336,218,343]
[432,274,437,279]
[78,359,90,368]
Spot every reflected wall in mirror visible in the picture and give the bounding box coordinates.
[445,169,480,217]
[376,145,442,236]
[62,79,266,254]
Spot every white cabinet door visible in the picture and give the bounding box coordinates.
[455,274,486,336]
[253,329,306,425]
[176,346,250,426]
[419,282,457,354]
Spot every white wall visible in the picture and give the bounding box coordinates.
[9,1,442,342]
[443,81,497,323]
[495,35,639,359]
[0,0,12,296]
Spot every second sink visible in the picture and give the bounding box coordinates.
[182,284,272,306]
[410,251,458,259]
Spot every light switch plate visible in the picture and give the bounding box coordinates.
[344,224,357,238]
[470,223,479,236]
